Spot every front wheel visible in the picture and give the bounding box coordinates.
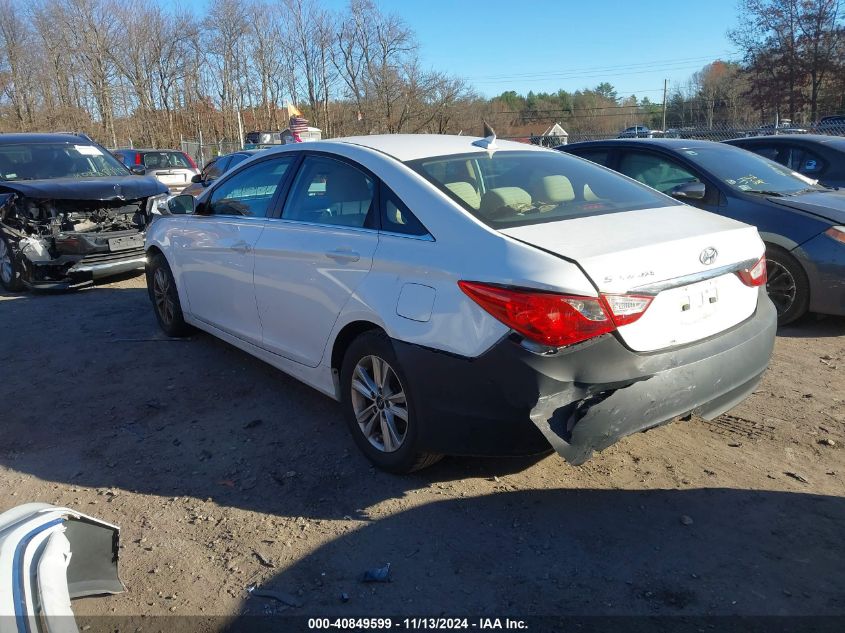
[147,253,192,337]
[0,235,24,291]
[340,331,442,473]
[765,245,810,326]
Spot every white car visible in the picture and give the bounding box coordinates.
[145,134,776,472]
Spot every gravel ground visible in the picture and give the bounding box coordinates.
[1,271,843,629]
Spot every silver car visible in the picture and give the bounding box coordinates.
[112,148,199,194]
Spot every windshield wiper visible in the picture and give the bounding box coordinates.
[745,189,786,197]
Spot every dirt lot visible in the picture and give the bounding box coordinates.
[2,271,844,629]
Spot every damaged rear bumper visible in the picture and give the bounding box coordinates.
[392,287,777,464]
[0,503,123,633]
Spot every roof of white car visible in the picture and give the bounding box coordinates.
[329,134,550,162]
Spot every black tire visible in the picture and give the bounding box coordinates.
[0,234,24,292]
[340,330,442,473]
[765,244,810,326]
[147,252,192,337]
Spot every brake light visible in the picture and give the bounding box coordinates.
[736,256,767,287]
[183,152,198,169]
[458,281,652,348]
[134,152,142,165]
[825,226,845,245]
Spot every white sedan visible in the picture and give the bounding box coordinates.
[145,134,776,472]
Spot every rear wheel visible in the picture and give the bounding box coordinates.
[765,245,809,325]
[340,330,442,473]
[148,253,192,337]
[0,235,23,292]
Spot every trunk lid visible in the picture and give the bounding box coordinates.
[500,205,765,351]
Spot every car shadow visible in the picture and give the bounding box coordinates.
[3,280,844,625]
[218,488,845,621]
[778,313,845,338]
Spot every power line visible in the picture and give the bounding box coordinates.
[472,61,741,86]
[467,52,741,83]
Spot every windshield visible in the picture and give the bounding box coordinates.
[406,150,677,228]
[0,142,129,181]
[680,146,822,194]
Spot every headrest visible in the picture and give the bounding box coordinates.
[479,187,532,218]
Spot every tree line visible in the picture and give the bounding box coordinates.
[0,0,481,148]
[0,0,843,150]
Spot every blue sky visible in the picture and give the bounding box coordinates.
[359,0,742,98]
[181,0,742,99]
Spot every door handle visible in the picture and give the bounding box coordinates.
[231,240,252,254]
[325,248,360,263]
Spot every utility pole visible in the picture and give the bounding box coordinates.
[661,78,668,132]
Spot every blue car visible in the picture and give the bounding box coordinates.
[558,139,845,324]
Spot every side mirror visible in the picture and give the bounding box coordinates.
[190,174,203,183]
[129,165,146,176]
[668,181,706,201]
[167,194,195,215]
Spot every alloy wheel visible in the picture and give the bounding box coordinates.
[766,258,797,316]
[153,267,175,325]
[350,355,409,453]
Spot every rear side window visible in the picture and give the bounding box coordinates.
[282,156,376,229]
[143,151,192,169]
[744,145,780,161]
[380,184,429,236]
[407,150,675,228]
[207,157,293,217]
[618,151,700,194]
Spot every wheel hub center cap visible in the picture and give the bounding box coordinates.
[375,395,385,410]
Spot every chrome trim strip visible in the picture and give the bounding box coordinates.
[378,230,435,242]
[264,217,379,235]
[631,257,759,294]
[70,255,147,275]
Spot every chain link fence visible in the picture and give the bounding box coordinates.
[504,120,845,147]
[180,138,242,168]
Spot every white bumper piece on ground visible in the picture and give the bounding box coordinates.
[0,503,122,633]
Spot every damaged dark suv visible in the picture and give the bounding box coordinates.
[0,133,168,291]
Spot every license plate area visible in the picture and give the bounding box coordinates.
[677,279,720,324]
[108,234,145,252]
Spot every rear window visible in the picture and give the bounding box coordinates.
[142,151,191,169]
[406,150,676,228]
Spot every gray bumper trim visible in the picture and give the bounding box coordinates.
[531,290,778,464]
[68,255,146,278]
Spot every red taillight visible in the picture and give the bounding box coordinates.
[183,152,198,169]
[458,281,652,348]
[134,152,142,165]
[736,256,767,287]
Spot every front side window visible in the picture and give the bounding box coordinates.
[783,147,825,175]
[618,151,700,194]
[407,150,676,228]
[206,157,293,217]
[282,156,375,229]
[0,142,128,180]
